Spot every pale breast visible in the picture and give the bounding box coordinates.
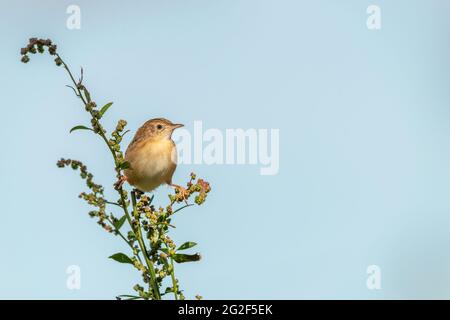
[125,138,177,192]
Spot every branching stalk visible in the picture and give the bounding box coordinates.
[20,37,211,300]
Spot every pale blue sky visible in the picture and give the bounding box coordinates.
[1,0,450,299]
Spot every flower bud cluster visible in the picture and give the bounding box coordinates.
[56,158,111,232]
[20,38,59,65]
[109,119,128,173]
[168,172,211,205]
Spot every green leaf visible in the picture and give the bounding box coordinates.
[109,253,133,264]
[114,215,127,231]
[69,125,93,133]
[99,102,113,117]
[177,241,197,251]
[116,294,141,300]
[118,161,131,170]
[164,287,174,294]
[172,253,201,263]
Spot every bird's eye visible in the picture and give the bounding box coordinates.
[156,124,163,130]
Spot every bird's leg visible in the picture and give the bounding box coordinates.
[170,183,190,203]
[114,175,128,190]
[133,188,144,198]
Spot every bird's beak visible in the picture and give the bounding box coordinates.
[172,123,184,129]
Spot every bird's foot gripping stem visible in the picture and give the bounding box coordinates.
[114,175,128,190]
[170,184,190,203]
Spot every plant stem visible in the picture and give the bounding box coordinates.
[105,200,122,208]
[169,253,179,300]
[130,190,161,299]
[104,216,143,265]
[57,54,161,300]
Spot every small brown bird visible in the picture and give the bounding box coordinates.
[115,118,185,194]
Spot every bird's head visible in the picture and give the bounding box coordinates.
[141,118,184,140]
